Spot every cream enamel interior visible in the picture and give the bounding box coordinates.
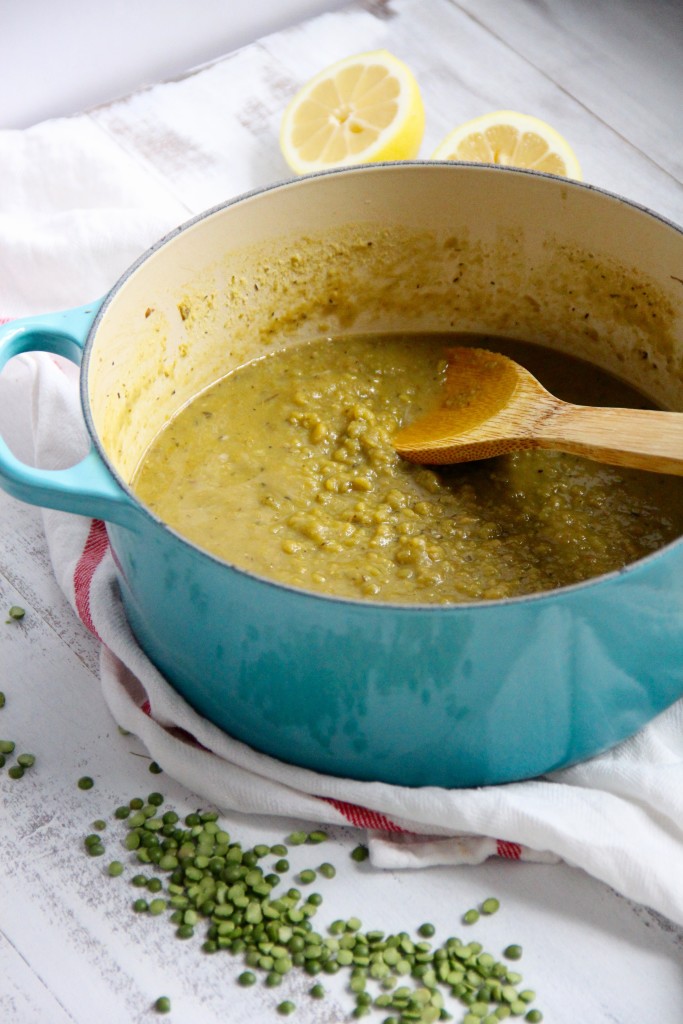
[85,166,683,486]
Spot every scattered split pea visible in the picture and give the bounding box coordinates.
[80,797,543,1023]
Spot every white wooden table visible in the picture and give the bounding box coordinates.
[2,1,683,1021]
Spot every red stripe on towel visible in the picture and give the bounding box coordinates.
[73,519,109,640]
[496,839,523,859]
[321,797,410,833]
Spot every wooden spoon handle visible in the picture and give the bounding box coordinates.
[538,403,683,475]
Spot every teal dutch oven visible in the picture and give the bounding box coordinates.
[1,163,683,788]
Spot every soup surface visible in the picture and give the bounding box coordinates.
[132,334,683,603]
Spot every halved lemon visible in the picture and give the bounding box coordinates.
[431,110,582,179]
[280,50,425,175]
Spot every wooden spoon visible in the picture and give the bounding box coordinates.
[394,346,683,475]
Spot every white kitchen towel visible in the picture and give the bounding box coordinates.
[2,111,683,928]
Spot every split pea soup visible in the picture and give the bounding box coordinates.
[131,334,683,603]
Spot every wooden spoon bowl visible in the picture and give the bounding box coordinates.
[394,346,683,475]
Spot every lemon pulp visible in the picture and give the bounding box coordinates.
[432,110,581,179]
[280,50,425,174]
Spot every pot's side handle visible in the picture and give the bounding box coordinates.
[0,304,142,531]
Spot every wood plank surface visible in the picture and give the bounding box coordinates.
[455,0,683,184]
[2,0,683,1021]
[87,0,683,222]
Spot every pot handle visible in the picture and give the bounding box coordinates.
[0,303,141,530]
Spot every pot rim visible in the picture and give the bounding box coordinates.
[80,160,683,612]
